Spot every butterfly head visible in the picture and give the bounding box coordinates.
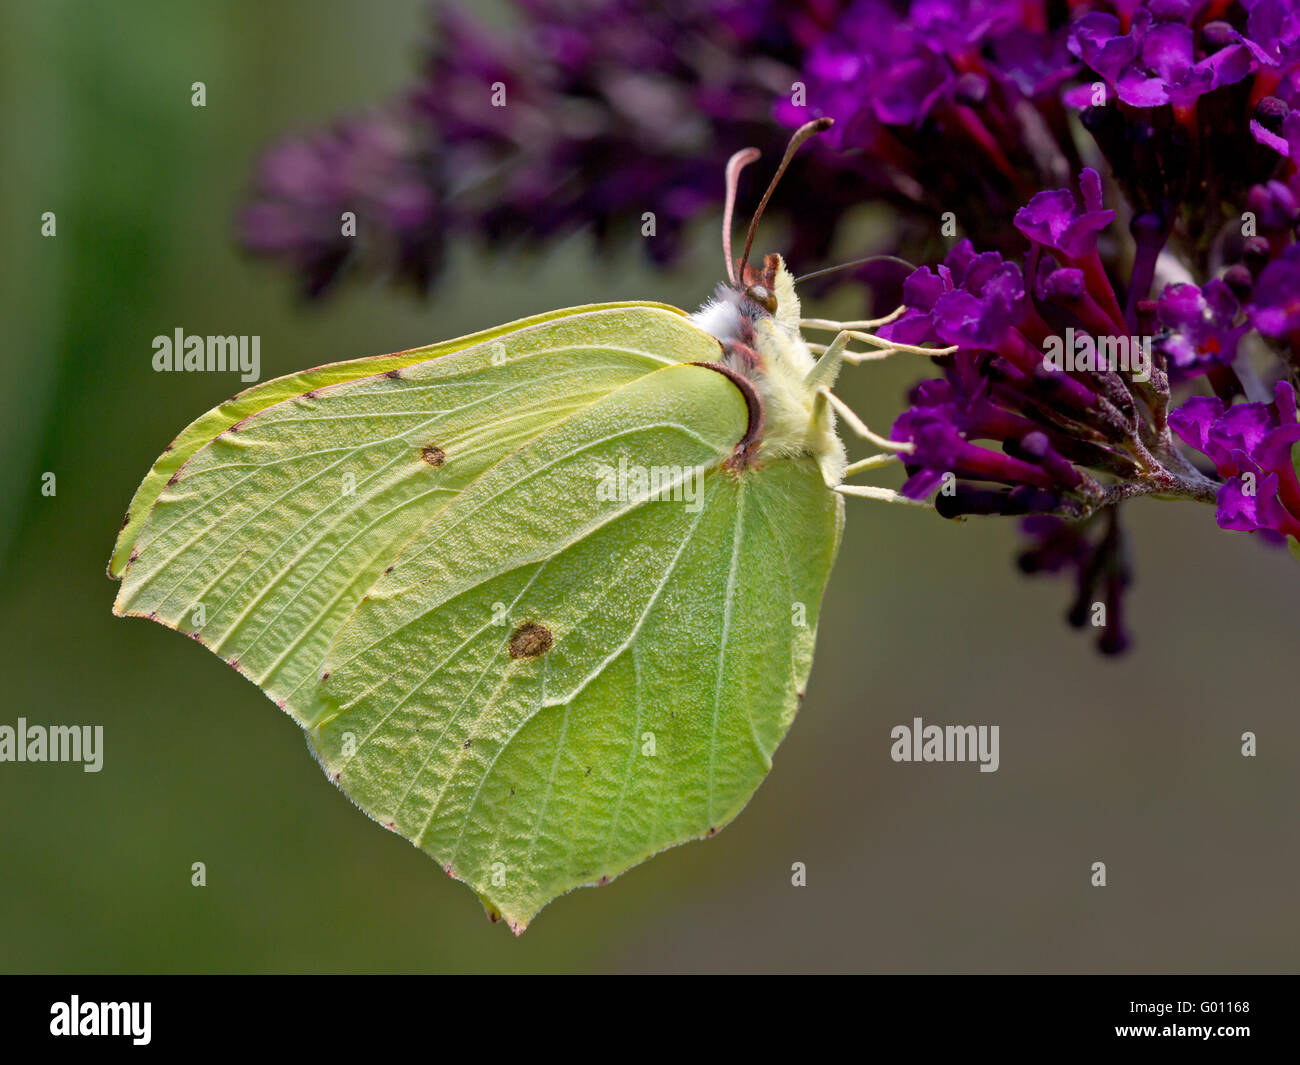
[692,119,832,357]
[689,119,844,479]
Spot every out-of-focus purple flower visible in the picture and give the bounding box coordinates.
[1244,178,1300,235]
[1016,514,1091,574]
[1070,9,1295,238]
[1016,511,1133,655]
[1171,380,1300,538]
[1241,0,1300,66]
[774,0,1091,259]
[991,26,1078,97]
[413,2,855,265]
[242,0,866,294]
[773,1,952,137]
[1250,244,1300,336]
[1154,280,1250,380]
[238,113,443,296]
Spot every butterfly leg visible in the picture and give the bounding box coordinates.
[800,306,907,332]
[803,322,948,508]
[811,384,932,507]
[834,483,932,507]
[803,314,957,366]
[816,385,914,454]
[803,328,852,393]
[807,333,958,364]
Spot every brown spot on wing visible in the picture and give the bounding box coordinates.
[420,444,446,467]
[508,622,553,659]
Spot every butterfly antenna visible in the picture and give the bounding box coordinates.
[737,117,833,281]
[794,254,919,285]
[722,147,761,285]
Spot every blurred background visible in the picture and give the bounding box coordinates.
[0,0,1296,973]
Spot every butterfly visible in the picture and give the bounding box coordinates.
[109,119,950,933]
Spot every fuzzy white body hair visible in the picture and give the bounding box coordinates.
[689,257,846,484]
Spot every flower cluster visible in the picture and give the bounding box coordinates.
[877,155,1297,650]
[833,1,1300,653]
[239,0,1300,653]
[884,173,1218,526]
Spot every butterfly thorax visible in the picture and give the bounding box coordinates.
[690,253,846,484]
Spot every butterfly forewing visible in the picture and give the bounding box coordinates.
[113,306,716,720]
[108,302,687,578]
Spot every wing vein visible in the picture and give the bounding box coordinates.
[706,477,746,825]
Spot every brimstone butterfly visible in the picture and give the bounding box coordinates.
[109,120,946,932]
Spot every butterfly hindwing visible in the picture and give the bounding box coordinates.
[309,363,843,929]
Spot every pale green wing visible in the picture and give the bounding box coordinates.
[112,305,716,720]
[310,363,844,930]
[108,301,686,578]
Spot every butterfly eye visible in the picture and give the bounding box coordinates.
[745,284,777,313]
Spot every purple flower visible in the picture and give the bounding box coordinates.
[1215,459,1299,536]
[1154,280,1249,379]
[908,0,1025,55]
[1171,381,1300,538]
[1168,395,1232,469]
[773,1,949,138]
[774,1,1094,259]
[1067,6,1254,109]
[878,240,1025,348]
[1251,107,1300,159]
[990,26,1080,97]
[888,330,1097,513]
[1014,169,1115,261]
[891,398,1070,504]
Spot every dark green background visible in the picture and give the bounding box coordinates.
[1,1,1295,973]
